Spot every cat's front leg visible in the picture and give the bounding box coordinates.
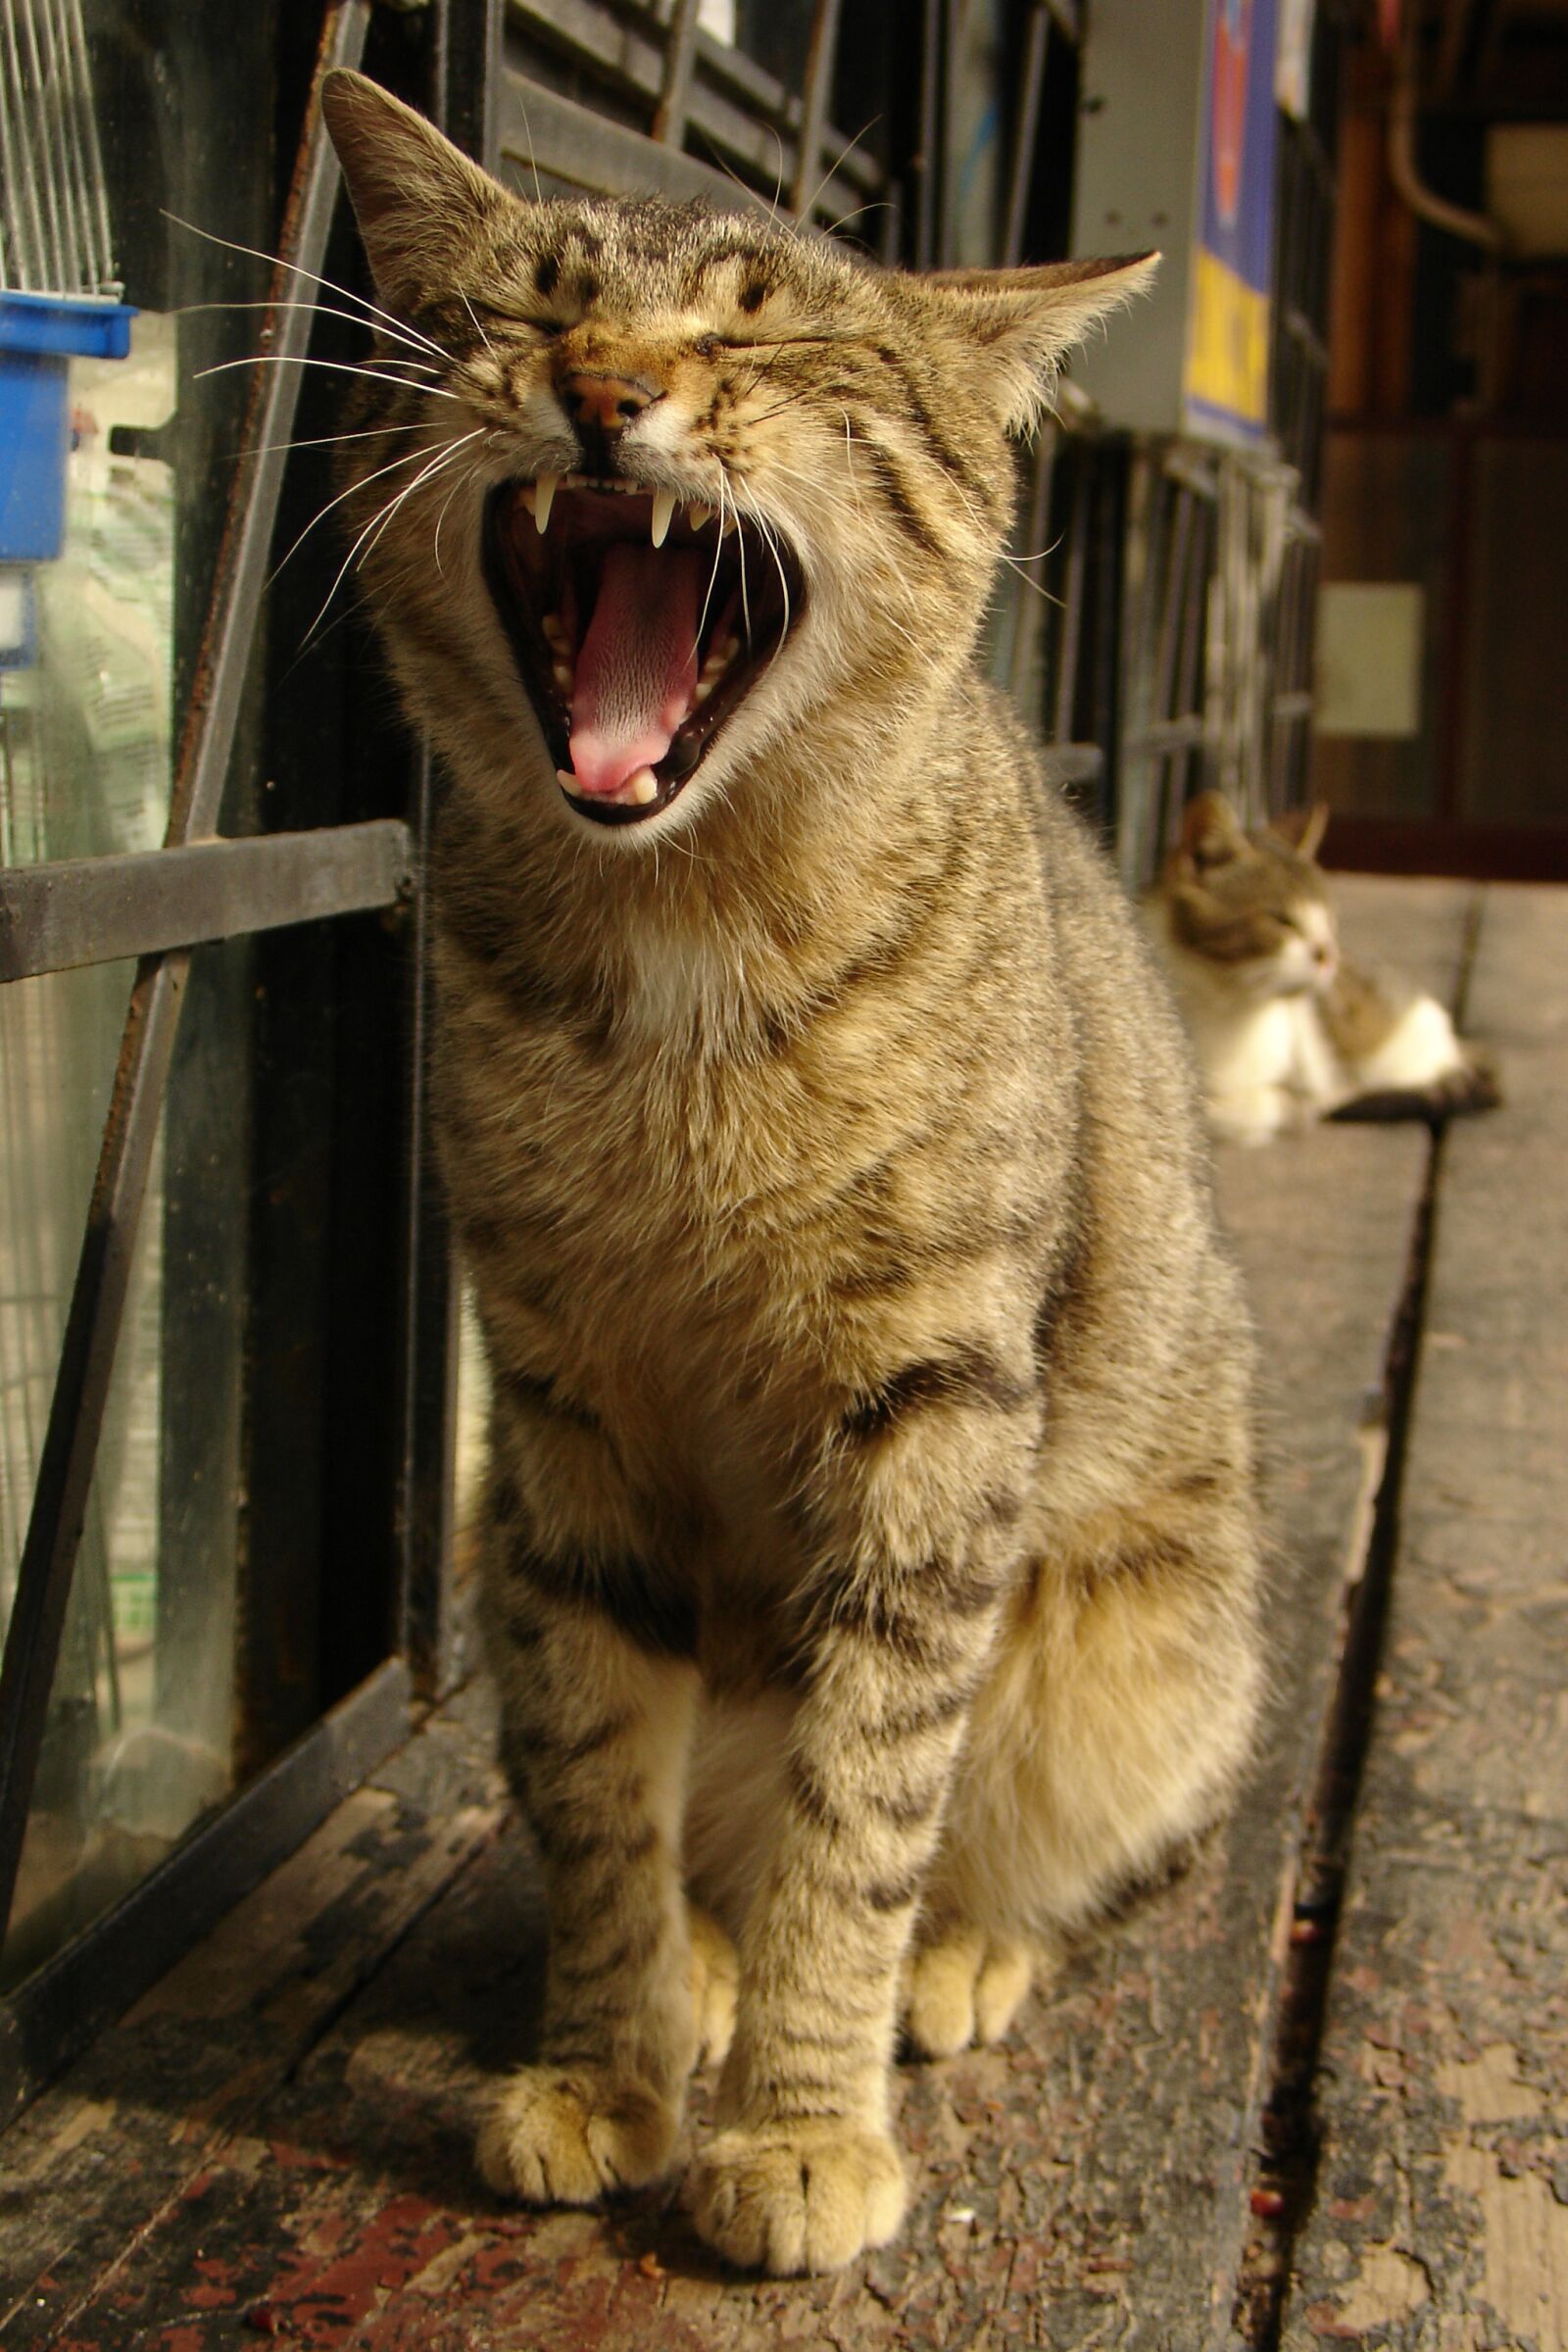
[474,1477,701,2207]
[686,1405,1029,2274]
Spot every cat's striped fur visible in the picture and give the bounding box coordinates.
[322,71,1266,2276]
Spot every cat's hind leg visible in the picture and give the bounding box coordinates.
[911,1475,1264,2050]
[688,1902,739,2070]
[901,1921,1056,2059]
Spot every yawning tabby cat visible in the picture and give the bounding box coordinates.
[321,70,1266,2276]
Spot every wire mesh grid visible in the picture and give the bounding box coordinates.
[0,0,117,298]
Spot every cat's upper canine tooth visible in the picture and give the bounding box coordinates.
[688,503,714,530]
[533,472,559,533]
[517,483,537,515]
[650,488,676,549]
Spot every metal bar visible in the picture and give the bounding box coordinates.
[0,0,372,1946]
[3,1,53,291]
[1049,743,1104,787]
[1003,2,1050,269]
[0,1657,411,2125]
[1124,713,1209,753]
[939,0,959,268]
[498,73,769,211]
[395,749,458,1699]
[0,821,414,985]
[915,0,942,270]
[790,0,844,219]
[1053,453,1091,744]
[1006,420,1058,710]
[651,0,703,146]
[506,1,882,199]
[392,0,478,1701]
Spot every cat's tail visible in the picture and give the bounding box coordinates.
[1321,960,1502,1124]
[1326,1041,1502,1125]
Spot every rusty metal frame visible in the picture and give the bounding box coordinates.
[0,823,412,985]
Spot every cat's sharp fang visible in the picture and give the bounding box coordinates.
[650,489,676,548]
[533,472,559,533]
[517,483,537,515]
[688,503,714,530]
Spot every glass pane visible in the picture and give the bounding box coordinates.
[1,936,250,1990]
[0,0,278,1984]
[0,959,136,1607]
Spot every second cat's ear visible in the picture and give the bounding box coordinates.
[923,253,1159,433]
[1177,791,1249,872]
[1271,802,1331,860]
[321,69,507,308]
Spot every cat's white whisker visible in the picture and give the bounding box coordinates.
[434,447,492,576]
[461,291,496,358]
[245,419,435,461]
[193,353,465,403]
[269,429,459,592]
[302,430,480,648]
[162,208,453,362]
[172,296,444,368]
[694,471,732,656]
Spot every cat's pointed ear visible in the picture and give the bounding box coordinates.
[1177,792,1249,873]
[1271,802,1331,860]
[924,253,1159,433]
[321,69,507,307]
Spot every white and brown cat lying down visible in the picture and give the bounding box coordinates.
[1145,793,1499,1147]
[321,71,1265,2277]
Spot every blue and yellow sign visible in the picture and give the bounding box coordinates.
[1184,0,1280,443]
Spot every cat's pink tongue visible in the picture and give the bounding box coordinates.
[568,543,701,798]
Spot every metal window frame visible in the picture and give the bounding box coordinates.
[0,0,497,2125]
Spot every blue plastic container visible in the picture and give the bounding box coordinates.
[0,290,137,564]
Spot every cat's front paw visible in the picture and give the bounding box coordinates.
[684,2120,906,2274]
[475,2065,678,2205]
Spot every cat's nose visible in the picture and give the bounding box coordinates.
[556,368,662,471]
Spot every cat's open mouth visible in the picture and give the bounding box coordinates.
[482,476,805,827]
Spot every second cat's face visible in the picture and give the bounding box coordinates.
[319,72,1156,847]
[1163,796,1340,1000]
